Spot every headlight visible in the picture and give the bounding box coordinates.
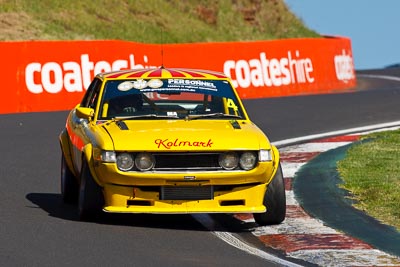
[116,153,134,171]
[102,151,117,162]
[135,152,155,171]
[219,152,239,170]
[93,148,116,162]
[239,152,257,170]
[259,149,272,162]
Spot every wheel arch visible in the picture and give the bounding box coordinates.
[268,145,281,184]
[81,144,103,187]
[271,145,280,169]
[59,128,77,177]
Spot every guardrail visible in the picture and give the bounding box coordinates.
[0,36,355,113]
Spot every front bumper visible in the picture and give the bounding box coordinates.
[102,182,267,214]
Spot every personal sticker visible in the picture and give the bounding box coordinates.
[133,79,147,89]
[147,79,163,88]
[117,81,134,91]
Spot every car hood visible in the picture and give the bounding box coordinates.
[101,120,271,151]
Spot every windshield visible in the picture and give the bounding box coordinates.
[97,78,246,120]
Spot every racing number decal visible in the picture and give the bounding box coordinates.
[226,99,238,112]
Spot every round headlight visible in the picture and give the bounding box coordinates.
[219,152,239,170]
[135,153,155,171]
[116,153,134,171]
[239,152,257,170]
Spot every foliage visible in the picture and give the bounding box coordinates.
[337,130,400,231]
[0,0,318,42]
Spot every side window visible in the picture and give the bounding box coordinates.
[81,78,102,109]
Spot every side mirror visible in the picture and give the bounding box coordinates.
[76,106,94,120]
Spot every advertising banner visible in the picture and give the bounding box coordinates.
[0,37,355,113]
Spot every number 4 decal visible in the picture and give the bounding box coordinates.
[226,99,238,111]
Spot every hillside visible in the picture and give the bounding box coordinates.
[0,0,318,42]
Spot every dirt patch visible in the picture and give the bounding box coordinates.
[0,12,43,41]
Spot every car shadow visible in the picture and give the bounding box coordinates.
[25,192,255,233]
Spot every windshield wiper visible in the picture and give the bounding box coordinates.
[113,114,179,121]
[186,113,242,121]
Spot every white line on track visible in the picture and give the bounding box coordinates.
[273,120,400,147]
[193,214,303,267]
[193,120,400,266]
[279,142,352,153]
[358,73,400,82]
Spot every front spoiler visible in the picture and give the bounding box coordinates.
[102,183,267,214]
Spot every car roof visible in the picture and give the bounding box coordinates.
[99,67,228,80]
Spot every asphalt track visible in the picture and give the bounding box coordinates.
[1,68,400,266]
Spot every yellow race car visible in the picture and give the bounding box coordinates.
[59,67,285,225]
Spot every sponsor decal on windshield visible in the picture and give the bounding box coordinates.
[117,79,163,91]
[167,79,217,90]
[113,78,236,99]
[117,79,221,93]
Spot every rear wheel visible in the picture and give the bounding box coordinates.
[78,159,104,221]
[61,154,78,204]
[253,164,286,226]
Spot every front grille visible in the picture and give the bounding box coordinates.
[160,186,214,200]
[154,153,221,171]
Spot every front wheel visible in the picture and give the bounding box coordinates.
[78,159,104,221]
[61,154,79,204]
[253,164,286,226]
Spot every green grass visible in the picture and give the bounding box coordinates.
[337,130,400,231]
[0,0,319,42]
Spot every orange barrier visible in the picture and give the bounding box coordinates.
[0,37,355,113]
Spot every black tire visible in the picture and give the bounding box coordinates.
[61,154,79,204]
[78,159,104,221]
[253,164,286,226]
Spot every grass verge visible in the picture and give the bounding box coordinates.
[0,0,318,42]
[337,130,400,231]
